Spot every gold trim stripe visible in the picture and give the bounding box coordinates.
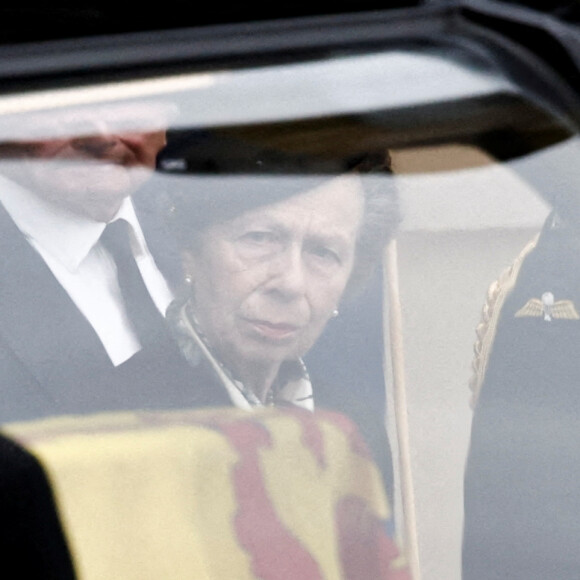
[468,234,539,409]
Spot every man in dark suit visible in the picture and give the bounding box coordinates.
[463,212,580,579]
[0,100,221,424]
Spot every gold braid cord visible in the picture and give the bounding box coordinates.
[468,235,539,409]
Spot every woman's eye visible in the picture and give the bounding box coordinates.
[235,231,282,259]
[309,245,341,264]
[240,231,276,244]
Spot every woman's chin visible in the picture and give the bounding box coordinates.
[228,341,300,371]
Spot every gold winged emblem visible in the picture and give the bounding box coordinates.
[515,292,580,321]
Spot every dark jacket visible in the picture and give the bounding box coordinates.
[306,267,394,500]
[463,214,580,579]
[0,189,214,423]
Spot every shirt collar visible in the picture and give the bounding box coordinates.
[0,174,145,272]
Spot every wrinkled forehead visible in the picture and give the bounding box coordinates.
[0,100,178,141]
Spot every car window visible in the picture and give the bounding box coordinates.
[0,21,577,580]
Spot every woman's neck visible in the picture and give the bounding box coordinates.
[185,302,282,404]
[230,359,281,404]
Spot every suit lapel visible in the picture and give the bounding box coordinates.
[0,203,113,405]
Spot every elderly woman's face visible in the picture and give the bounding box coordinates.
[186,176,365,373]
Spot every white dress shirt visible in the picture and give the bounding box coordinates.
[0,176,175,366]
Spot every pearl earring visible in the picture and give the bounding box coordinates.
[332,309,339,318]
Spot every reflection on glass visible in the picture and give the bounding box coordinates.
[0,43,578,580]
[461,136,580,579]
[166,170,395,409]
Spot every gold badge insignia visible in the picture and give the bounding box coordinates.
[515,292,580,321]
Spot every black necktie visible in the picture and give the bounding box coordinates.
[100,219,169,349]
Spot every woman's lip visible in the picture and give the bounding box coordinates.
[244,319,301,340]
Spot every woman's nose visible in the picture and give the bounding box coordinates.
[266,247,307,298]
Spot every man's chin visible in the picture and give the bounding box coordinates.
[40,187,129,221]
